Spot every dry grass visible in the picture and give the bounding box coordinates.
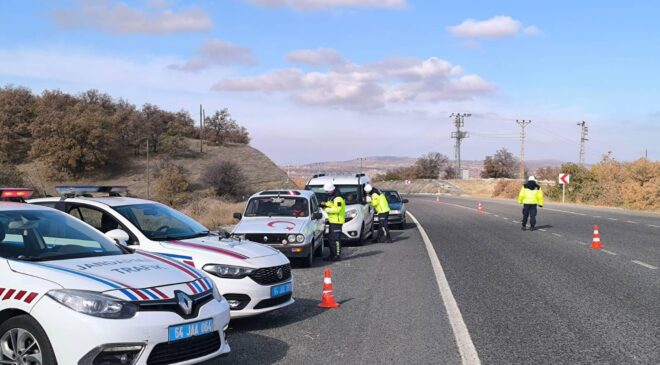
[450,179,503,197]
[179,197,246,230]
[492,180,524,198]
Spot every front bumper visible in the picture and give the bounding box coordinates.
[32,295,231,365]
[212,276,294,319]
[374,213,404,225]
[325,216,365,241]
[266,241,313,259]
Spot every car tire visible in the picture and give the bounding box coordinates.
[314,238,323,257]
[302,243,314,268]
[357,222,367,246]
[0,315,58,365]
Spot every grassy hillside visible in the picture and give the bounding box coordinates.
[20,138,296,199]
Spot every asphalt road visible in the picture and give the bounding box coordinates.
[219,224,461,364]
[408,195,659,364]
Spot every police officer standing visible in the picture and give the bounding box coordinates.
[365,184,392,243]
[322,183,345,261]
[518,176,544,231]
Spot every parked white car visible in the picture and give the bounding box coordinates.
[0,196,230,365]
[305,174,375,245]
[232,190,325,267]
[29,186,294,319]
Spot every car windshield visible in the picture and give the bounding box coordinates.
[383,191,402,204]
[245,196,309,217]
[114,203,209,241]
[307,185,362,205]
[0,209,124,261]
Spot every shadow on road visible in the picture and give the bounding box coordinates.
[534,225,554,230]
[218,332,288,365]
[229,298,326,332]
[344,250,383,260]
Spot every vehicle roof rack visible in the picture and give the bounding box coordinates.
[0,188,34,203]
[259,190,301,196]
[55,185,128,198]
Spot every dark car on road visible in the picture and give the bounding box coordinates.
[374,189,408,229]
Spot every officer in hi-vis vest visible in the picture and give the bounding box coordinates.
[322,183,345,261]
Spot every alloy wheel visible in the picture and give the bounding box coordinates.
[0,328,43,365]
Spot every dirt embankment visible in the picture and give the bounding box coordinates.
[20,140,296,198]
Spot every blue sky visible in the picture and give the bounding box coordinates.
[1,0,658,164]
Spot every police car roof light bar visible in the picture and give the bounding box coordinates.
[55,185,128,197]
[0,188,34,199]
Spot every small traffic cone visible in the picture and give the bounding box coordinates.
[591,225,603,249]
[436,195,441,203]
[477,202,484,214]
[318,268,339,309]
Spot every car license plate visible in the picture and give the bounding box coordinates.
[271,282,292,298]
[168,319,213,342]
[324,226,329,234]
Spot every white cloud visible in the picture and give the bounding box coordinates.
[169,40,258,72]
[213,54,494,110]
[52,1,212,35]
[447,16,539,39]
[286,48,346,67]
[244,0,406,10]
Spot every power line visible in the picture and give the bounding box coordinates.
[516,120,532,179]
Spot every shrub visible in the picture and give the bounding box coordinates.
[492,179,522,199]
[0,161,28,187]
[202,160,248,201]
[153,165,190,207]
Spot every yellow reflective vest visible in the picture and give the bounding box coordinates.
[324,196,346,224]
[371,193,390,214]
[518,186,544,206]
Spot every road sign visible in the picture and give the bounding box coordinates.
[558,173,570,185]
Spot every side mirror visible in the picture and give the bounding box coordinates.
[402,199,409,203]
[233,212,242,220]
[312,212,323,220]
[105,229,130,246]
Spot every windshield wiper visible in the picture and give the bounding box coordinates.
[154,231,210,241]
[14,255,50,262]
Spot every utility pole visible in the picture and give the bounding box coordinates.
[577,121,588,166]
[358,157,366,171]
[450,113,471,178]
[202,108,206,153]
[199,104,203,153]
[146,139,150,200]
[516,119,532,179]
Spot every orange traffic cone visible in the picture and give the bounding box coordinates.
[436,195,441,203]
[591,225,603,249]
[318,268,340,309]
[477,202,484,214]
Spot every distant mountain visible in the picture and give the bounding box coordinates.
[284,156,567,180]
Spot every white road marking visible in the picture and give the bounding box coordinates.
[577,241,588,246]
[493,214,500,217]
[631,260,658,270]
[407,212,481,365]
[512,220,520,224]
[601,249,618,256]
[626,221,639,224]
[539,229,547,232]
[552,233,562,237]
[608,218,618,221]
[544,208,587,216]
[648,224,660,228]
[502,217,509,220]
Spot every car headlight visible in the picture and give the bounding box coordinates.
[203,264,254,279]
[296,234,305,243]
[232,234,246,241]
[287,234,297,243]
[345,209,358,219]
[47,290,137,319]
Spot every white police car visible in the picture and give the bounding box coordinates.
[0,190,230,365]
[232,190,325,267]
[29,186,293,318]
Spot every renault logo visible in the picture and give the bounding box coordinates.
[176,291,194,316]
[276,267,284,280]
[263,236,269,243]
